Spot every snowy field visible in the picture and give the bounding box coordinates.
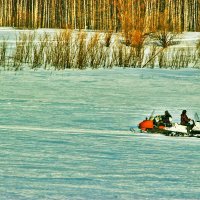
[0,28,200,199]
[0,68,200,200]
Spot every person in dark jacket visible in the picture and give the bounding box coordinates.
[181,110,194,133]
[162,110,172,127]
[181,110,191,126]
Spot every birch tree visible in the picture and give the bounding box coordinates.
[0,0,199,31]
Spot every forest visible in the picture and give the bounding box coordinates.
[0,0,199,32]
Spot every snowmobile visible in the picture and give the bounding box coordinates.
[131,111,200,137]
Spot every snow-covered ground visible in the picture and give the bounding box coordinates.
[0,67,200,199]
[0,28,200,199]
[174,31,200,46]
[1,27,200,49]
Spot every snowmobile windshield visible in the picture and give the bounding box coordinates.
[194,113,200,122]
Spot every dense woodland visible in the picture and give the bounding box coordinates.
[0,0,200,32]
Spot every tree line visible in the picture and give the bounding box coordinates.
[0,0,199,32]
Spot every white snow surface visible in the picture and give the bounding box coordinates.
[0,28,200,199]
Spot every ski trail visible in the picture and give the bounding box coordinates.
[0,125,129,135]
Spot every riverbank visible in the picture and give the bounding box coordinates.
[0,27,200,70]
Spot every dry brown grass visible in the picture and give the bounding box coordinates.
[0,30,199,70]
[157,47,196,69]
[104,31,113,47]
[0,38,7,69]
[74,32,87,69]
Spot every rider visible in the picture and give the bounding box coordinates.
[153,111,172,127]
[180,110,194,133]
[180,110,191,126]
[162,110,172,127]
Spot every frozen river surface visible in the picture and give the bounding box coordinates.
[0,68,200,199]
